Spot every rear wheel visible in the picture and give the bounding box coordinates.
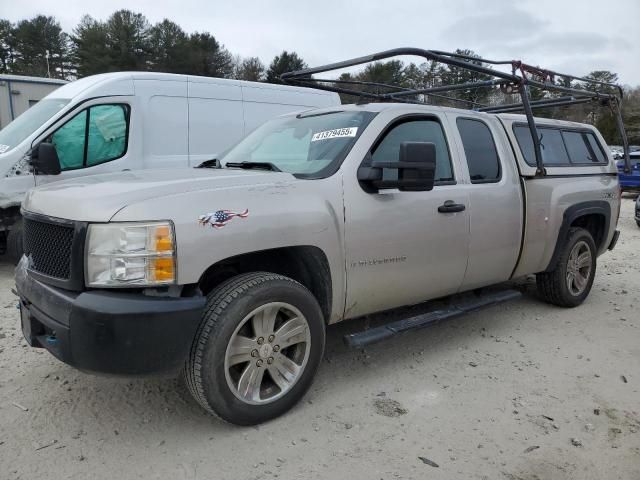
[536,227,597,307]
[6,218,24,265]
[184,272,325,425]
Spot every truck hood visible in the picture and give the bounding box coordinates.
[22,168,294,222]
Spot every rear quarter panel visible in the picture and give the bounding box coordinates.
[497,115,620,277]
[513,175,619,277]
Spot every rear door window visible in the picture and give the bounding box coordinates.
[456,118,501,183]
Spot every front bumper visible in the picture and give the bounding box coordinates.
[15,259,206,375]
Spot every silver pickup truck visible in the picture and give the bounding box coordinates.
[15,50,629,425]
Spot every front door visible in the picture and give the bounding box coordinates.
[343,115,470,318]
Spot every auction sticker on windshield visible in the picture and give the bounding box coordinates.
[311,127,358,142]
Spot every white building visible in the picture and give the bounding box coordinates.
[0,75,67,129]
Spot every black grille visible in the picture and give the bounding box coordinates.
[23,218,74,280]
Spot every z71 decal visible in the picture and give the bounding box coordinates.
[198,209,249,228]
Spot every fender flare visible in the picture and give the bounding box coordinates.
[544,200,610,272]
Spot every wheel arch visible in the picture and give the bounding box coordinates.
[544,200,610,272]
[197,245,333,323]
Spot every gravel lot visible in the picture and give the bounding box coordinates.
[1,197,638,480]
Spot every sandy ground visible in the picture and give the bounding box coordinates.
[0,198,638,480]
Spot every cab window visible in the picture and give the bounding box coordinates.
[49,104,129,171]
[372,118,454,183]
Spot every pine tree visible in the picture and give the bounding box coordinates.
[266,51,306,84]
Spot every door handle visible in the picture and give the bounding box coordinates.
[438,200,466,213]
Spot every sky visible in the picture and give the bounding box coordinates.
[2,0,640,85]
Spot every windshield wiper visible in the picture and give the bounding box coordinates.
[196,158,220,169]
[225,161,282,172]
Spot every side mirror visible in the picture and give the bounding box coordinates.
[357,141,437,192]
[31,142,61,175]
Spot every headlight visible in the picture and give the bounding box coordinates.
[86,222,176,287]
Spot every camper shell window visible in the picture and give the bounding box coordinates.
[513,124,608,167]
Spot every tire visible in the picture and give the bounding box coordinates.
[184,272,325,425]
[636,219,640,228]
[536,227,597,308]
[6,218,24,265]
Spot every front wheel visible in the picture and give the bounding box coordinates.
[184,272,325,425]
[6,218,24,265]
[536,227,597,307]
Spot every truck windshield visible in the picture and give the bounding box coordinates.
[221,110,376,177]
[0,98,70,154]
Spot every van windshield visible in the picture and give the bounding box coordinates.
[0,98,70,154]
[221,110,376,177]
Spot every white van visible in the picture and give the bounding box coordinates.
[0,72,340,261]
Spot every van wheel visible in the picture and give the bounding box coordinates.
[184,272,325,425]
[6,218,24,265]
[536,227,596,307]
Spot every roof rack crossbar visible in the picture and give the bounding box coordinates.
[480,95,595,113]
[526,79,616,101]
[311,78,412,92]
[485,97,596,114]
[298,77,488,107]
[428,50,514,66]
[386,79,505,99]
[281,48,521,83]
[281,47,630,175]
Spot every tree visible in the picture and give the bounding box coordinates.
[234,56,265,81]
[10,15,70,78]
[0,19,15,73]
[71,15,111,77]
[266,51,306,84]
[104,10,150,71]
[438,49,491,107]
[187,32,233,78]
[148,19,190,73]
[583,70,618,94]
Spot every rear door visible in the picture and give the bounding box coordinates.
[343,113,470,318]
[446,113,523,290]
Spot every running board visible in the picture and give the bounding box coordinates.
[343,289,522,349]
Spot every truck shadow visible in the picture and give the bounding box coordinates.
[15,279,554,437]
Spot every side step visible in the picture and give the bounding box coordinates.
[343,289,522,349]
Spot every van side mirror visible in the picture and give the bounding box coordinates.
[31,142,62,175]
[357,142,437,192]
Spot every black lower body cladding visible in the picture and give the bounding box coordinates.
[15,259,206,375]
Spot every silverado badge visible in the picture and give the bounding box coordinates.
[198,209,249,228]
